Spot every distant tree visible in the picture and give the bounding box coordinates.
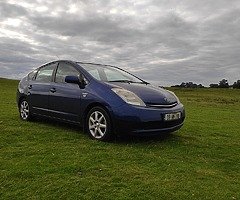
[198,84,204,88]
[171,82,204,88]
[180,82,186,88]
[171,83,181,87]
[219,79,229,88]
[209,83,219,88]
[186,82,196,88]
[233,80,240,89]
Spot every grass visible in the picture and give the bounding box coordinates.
[0,77,239,199]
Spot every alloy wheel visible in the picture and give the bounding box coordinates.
[88,111,107,139]
[20,100,30,120]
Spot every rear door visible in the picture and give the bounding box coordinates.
[28,62,57,116]
[48,62,82,122]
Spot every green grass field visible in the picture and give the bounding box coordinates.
[0,78,239,199]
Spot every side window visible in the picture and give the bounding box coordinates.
[55,62,80,83]
[35,63,56,82]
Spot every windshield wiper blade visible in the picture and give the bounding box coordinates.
[109,80,133,83]
[142,81,150,85]
[109,80,149,84]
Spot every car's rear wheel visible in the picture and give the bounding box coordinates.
[19,99,32,121]
[86,106,112,141]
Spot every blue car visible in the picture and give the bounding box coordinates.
[17,60,185,141]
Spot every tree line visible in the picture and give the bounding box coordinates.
[171,79,240,89]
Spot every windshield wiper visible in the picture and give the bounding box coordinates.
[109,80,149,84]
[109,80,134,83]
[141,81,149,85]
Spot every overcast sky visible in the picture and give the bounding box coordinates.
[0,0,239,86]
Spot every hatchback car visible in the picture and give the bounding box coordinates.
[17,60,185,141]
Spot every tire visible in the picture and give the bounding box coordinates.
[19,99,32,121]
[86,106,112,141]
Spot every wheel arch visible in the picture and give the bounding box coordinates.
[18,95,26,108]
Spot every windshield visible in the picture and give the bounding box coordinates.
[79,63,145,83]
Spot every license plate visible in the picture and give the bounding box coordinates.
[164,112,181,121]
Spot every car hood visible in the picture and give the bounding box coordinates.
[105,82,178,105]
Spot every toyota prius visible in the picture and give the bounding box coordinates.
[17,60,185,141]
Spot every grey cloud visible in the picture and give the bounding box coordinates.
[0,0,239,86]
[0,2,28,18]
[29,13,142,45]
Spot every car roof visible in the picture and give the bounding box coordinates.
[44,60,117,68]
[76,61,117,68]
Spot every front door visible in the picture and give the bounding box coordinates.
[48,62,82,122]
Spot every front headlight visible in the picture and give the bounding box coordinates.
[111,88,146,106]
[167,90,180,104]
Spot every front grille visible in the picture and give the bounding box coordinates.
[146,102,178,109]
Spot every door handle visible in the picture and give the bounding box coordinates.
[50,88,56,93]
[28,85,32,89]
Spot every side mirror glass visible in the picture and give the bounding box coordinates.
[65,76,79,84]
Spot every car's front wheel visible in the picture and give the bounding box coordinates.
[19,99,32,121]
[86,106,112,141]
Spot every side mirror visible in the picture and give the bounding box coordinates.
[65,75,86,89]
[65,76,79,84]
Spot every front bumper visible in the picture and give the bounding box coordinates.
[110,103,185,135]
